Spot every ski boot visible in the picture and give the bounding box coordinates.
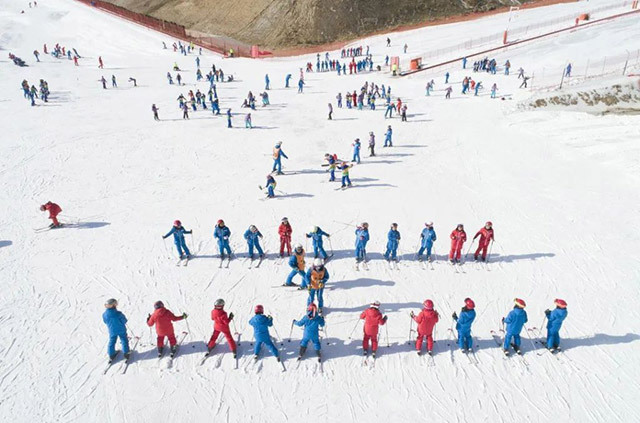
[363,349,369,356]
[297,346,307,361]
[124,351,131,361]
[157,347,164,358]
[417,351,422,356]
[372,351,377,359]
[109,351,119,361]
[503,349,509,356]
[253,354,259,361]
[170,345,178,357]
[316,350,322,362]
[427,350,433,356]
[232,350,237,359]
[276,355,281,362]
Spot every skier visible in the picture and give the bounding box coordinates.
[452,297,476,353]
[445,71,450,84]
[306,226,330,260]
[383,125,392,147]
[411,299,439,355]
[328,103,333,120]
[545,299,567,352]
[98,56,104,68]
[100,76,107,89]
[360,301,387,357]
[146,301,187,356]
[151,104,159,121]
[565,63,572,77]
[182,103,189,119]
[473,221,494,262]
[368,132,375,157]
[206,299,237,357]
[297,78,305,93]
[355,222,369,263]
[286,244,306,286]
[417,221,437,262]
[102,298,130,360]
[293,303,325,360]
[449,224,467,264]
[304,258,329,311]
[278,217,292,257]
[324,153,337,182]
[249,305,280,360]
[226,108,232,127]
[383,223,401,262]
[502,298,528,355]
[491,83,498,99]
[264,174,276,198]
[445,86,452,99]
[272,142,288,175]
[285,73,292,88]
[111,75,117,88]
[40,201,62,228]
[519,76,530,89]
[352,138,361,163]
[33,49,40,62]
[214,219,232,258]
[265,74,270,90]
[339,161,353,188]
[162,220,193,259]
[243,225,265,259]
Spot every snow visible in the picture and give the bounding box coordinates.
[1,0,640,421]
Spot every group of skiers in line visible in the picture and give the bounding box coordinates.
[335,80,394,113]
[21,79,49,106]
[102,295,568,362]
[35,43,81,65]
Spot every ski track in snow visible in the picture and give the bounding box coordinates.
[1,0,640,421]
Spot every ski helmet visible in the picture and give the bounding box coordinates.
[154,300,164,310]
[371,301,380,309]
[217,219,224,225]
[457,223,464,229]
[104,298,118,308]
[254,304,264,314]
[174,220,181,227]
[39,205,46,211]
[275,141,282,147]
[307,303,317,317]
[514,298,526,308]
[425,221,434,227]
[250,225,257,231]
[391,222,398,228]
[313,258,324,268]
[295,243,303,251]
[464,298,475,309]
[554,299,567,309]
[362,222,369,228]
[423,299,434,310]
[309,226,318,233]
[485,221,493,227]
[214,298,225,309]
[282,217,288,222]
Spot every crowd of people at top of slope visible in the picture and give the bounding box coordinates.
[102,294,568,365]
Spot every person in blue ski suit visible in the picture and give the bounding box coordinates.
[503,299,528,353]
[286,244,306,286]
[384,125,393,147]
[102,298,130,359]
[305,258,329,310]
[272,142,288,174]
[383,223,401,261]
[545,299,568,351]
[352,138,361,163]
[162,220,192,258]
[417,222,436,261]
[452,298,476,352]
[293,303,325,358]
[285,74,292,88]
[265,74,270,90]
[355,223,370,262]
[214,219,232,258]
[249,305,280,359]
[324,153,337,182]
[306,226,330,259]
[265,174,276,198]
[244,225,264,258]
[298,78,305,93]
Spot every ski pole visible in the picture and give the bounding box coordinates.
[348,319,361,339]
[523,324,538,351]
[407,315,414,344]
[287,320,294,343]
[125,324,138,339]
[385,322,390,348]
[162,237,172,259]
[332,220,356,227]
[486,240,494,263]
[328,237,334,256]
[536,316,547,338]
[324,323,329,345]
[184,313,191,334]
[464,239,475,260]
[271,320,284,346]
[149,326,154,346]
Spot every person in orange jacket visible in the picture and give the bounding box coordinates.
[449,224,467,264]
[40,201,62,228]
[360,301,387,357]
[411,299,439,355]
[147,301,186,356]
[473,221,494,262]
[206,299,237,358]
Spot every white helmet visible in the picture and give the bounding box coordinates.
[313,258,323,267]
[371,301,380,309]
[295,243,303,251]
[309,226,318,233]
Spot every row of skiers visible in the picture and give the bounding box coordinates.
[161,218,495,264]
[102,297,568,362]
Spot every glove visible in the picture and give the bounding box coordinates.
[452,312,458,321]
[229,312,234,320]
[382,315,388,322]
[410,311,415,318]
[147,313,151,322]
[545,309,551,316]
[182,312,188,319]
[162,235,166,239]
[292,319,297,324]
[501,317,505,324]
[267,315,272,320]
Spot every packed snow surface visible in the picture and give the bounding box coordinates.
[0,0,639,421]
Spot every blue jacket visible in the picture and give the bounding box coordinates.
[244,229,263,245]
[295,314,325,339]
[164,226,191,243]
[353,141,361,153]
[249,314,273,342]
[456,309,476,333]
[385,128,392,139]
[420,228,437,248]
[102,308,127,336]
[504,308,528,334]
[547,308,567,333]
[214,226,231,243]
[306,228,328,246]
[355,228,369,248]
[387,229,401,247]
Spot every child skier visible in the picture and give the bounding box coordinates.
[102,298,130,360]
[545,299,568,352]
[383,223,401,261]
[473,221,494,261]
[272,142,288,174]
[502,298,528,355]
[360,301,387,357]
[306,226,330,260]
[151,104,159,121]
[293,303,325,360]
[352,138,361,163]
[452,298,476,353]
[286,244,306,286]
[243,225,265,259]
[355,222,369,263]
[162,220,192,259]
[384,125,392,147]
[339,162,353,188]
[449,224,467,264]
[368,132,375,157]
[146,301,187,356]
[249,305,280,360]
[411,300,439,355]
[304,258,329,312]
[324,153,337,182]
[418,222,437,262]
[278,217,292,257]
[214,219,232,258]
[264,174,276,198]
[206,299,237,357]
[40,201,62,228]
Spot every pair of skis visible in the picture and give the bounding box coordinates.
[355,259,369,271]
[490,329,529,367]
[103,336,140,375]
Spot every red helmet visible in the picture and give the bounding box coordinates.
[464,298,475,309]
[174,220,181,226]
[254,304,264,314]
[514,298,526,308]
[423,299,434,310]
[554,299,567,309]
[307,303,317,316]
[217,219,224,225]
[485,221,493,227]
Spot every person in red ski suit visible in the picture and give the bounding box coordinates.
[147,301,186,353]
[206,298,237,355]
[449,224,467,263]
[278,217,292,257]
[473,221,494,261]
[411,300,439,354]
[360,301,387,355]
[40,201,62,227]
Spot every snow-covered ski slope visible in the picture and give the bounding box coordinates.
[1,0,639,421]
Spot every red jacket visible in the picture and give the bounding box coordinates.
[147,307,183,336]
[211,308,232,332]
[450,229,467,250]
[44,202,61,218]
[413,309,439,335]
[278,223,292,240]
[474,227,494,247]
[360,308,386,336]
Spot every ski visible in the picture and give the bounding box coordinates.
[490,330,509,359]
[279,357,287,372]
[393,260,400,271]
[272,283,299,288]
[103,350,121,374]
[170,331,189,359]
[255,253,266,268]
[362,260,369,271]
[121,337,140,374]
